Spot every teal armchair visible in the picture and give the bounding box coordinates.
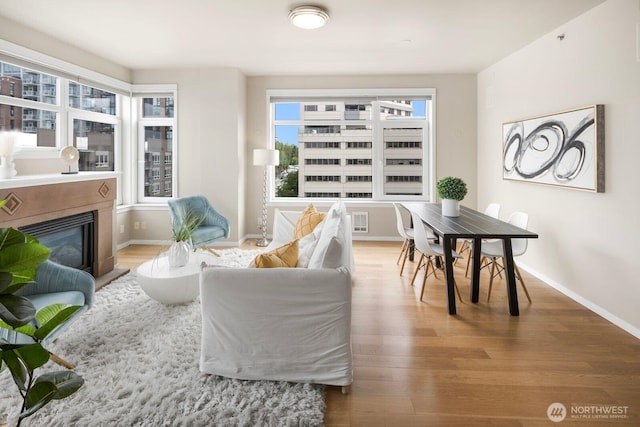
[1,260,95,345]
[168,195,230,248]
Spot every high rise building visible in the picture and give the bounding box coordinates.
[297,100,423,198]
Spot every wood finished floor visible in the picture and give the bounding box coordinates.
[116,241,640,426]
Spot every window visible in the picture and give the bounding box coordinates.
[305,158,340,165]
[1,46,180,207]
[346,141,371,149]
[304,141,340,149]
[305,175,341,182]
[270,89,434,201]
[137,94,176,201]
[0,62,59,146]
[73,118,116,171]
[346,159,372,165]
[69,82,116,115]
[346,175,372,182]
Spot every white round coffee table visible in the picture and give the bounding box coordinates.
[137,252,218,305]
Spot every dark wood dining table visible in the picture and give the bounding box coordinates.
[401,202,539,316]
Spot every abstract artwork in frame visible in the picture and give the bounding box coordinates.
[502,105,605,192]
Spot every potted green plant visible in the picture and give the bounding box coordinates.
[168,210,205,268]
[436,176,468,217]
[0,210,84,426]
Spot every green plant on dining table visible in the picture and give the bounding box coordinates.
[0,200,84,426]
[436,176,468,201]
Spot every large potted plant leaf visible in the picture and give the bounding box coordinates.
[0,209,85,426]
[436,176,468,217]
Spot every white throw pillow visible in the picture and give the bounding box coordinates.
[297,230,317,268]
[308,201,347,269]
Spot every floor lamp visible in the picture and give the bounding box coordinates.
[253,148,280,247]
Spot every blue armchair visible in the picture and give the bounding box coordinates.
[1,260,95,345]
[168,195,230,248]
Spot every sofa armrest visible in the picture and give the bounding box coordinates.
[18,260,96,309]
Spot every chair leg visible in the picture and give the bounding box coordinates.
[202,246,221,257]
[411,254,425,287]
[399,241,410,276]
[419,261,429,302]
[514,263,532,303]
[487,257,497,301]
[464,253,472,278]
[396,239,408,264]
[419,256,436,301]
[453,279,463,303]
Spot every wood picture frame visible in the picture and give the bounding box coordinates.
[502,104,604,192]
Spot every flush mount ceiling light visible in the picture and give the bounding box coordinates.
[289,5,329,30]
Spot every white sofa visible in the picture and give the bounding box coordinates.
[199,202,353,392]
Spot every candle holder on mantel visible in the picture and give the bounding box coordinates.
[60,146,80,174]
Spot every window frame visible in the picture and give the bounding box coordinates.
[267,88,436,204]
[134,87,178,204]
[1,41,182,208]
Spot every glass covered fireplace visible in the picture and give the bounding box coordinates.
[19,211,95,275]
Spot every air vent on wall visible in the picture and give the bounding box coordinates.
[352,212,368,233]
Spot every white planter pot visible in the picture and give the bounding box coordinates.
[442,199,460,217]
[168,241,191,268]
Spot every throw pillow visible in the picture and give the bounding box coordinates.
[253,239,299,268]
[294,204,326,239]
[297,224,322,268]
[308,201,347,269]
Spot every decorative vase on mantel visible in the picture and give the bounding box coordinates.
[0,155,17,179]
[441,199,460,217]
[167,241,190,268]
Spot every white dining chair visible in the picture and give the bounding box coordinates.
[460,202,501,277]
[480,211,532,303]
[409,211,463,303]
[394,203,436,276]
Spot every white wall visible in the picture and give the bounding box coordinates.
[0,15,130,82]
[132,68,247,244]
[477,0,640,335]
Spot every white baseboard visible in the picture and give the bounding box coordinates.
[119,239,244,250]
[517,262,640,339]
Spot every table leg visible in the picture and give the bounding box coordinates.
[470,237,482,303]
[502,238,520,316]
[443,237,457,315]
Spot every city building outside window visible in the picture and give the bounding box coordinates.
[137,95,176,201]
[270,89,434,202]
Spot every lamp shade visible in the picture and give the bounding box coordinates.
[253,148,280,166]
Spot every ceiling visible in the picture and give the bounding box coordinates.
[0,0,605,76]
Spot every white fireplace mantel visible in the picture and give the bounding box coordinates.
[0,172,120,190]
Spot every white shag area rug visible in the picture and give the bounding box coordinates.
[0,249,325,427]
